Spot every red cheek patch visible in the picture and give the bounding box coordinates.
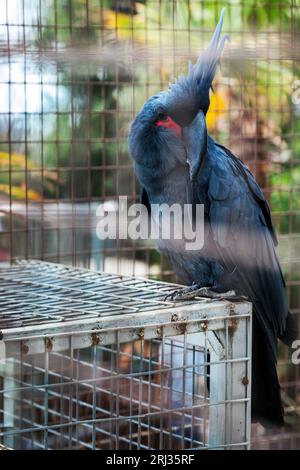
[156,116,182,139]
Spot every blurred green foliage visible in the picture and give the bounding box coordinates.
[1,0,299,198]
[0,0,299,265]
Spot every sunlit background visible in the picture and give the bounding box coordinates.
[0,0,299,449]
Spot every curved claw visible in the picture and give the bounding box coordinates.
[164,285,249,303]
[164,289,183,301]
[164,284,208,302]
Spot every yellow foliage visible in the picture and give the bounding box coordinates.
[206,91,226,130]
[0,184,41,200]
[0,152,36,170]
[26,189,42,201]
[103,9,144,41]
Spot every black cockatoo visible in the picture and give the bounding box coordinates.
[128,9,298,427]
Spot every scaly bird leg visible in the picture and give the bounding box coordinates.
[165,284,248,302]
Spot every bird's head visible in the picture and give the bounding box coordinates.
[129,10,228,181]
[165,9,229,127]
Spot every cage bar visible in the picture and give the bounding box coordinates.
[0,261,251,450]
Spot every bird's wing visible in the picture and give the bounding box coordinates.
[198,144,288,353]
[214,142,278,246]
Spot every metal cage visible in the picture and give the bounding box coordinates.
[0,261,252,450]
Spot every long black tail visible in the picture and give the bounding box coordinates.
[251,315,284,428]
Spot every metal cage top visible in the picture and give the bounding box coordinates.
[0,260,251,355]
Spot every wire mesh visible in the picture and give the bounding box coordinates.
[0,261,251,450]
[0,260,183,329]
[1,341,210,450]
[0,0,299,448]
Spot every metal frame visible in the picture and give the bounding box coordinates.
[0,261,251,450]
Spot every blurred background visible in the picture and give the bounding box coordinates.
[0,0,299,449]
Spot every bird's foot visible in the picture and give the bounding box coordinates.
[165,284,247,302]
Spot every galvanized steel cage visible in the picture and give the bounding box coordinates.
[0,261,252,450]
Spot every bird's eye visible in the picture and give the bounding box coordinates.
[157,110,167,121]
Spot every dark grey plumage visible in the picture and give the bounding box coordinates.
[128,10,298,426]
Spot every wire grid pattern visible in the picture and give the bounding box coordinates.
[0,0,299,447]
[0,261,251,450]
[0,260,182,329]
[1,341,210,450]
